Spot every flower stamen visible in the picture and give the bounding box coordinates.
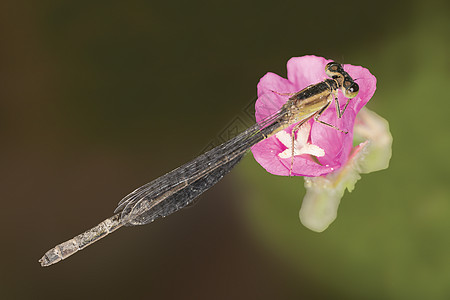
[276,123,325,159]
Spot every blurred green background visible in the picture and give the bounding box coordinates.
[1,0,449,299]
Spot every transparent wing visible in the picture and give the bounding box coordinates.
[115,104,289,226]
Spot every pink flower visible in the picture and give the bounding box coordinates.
[251,55,377,177]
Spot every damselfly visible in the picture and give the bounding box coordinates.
[39,62,359,266]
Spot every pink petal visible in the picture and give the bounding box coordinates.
[251,137,289,175]
[343,64,377,113]
[311,106,356,167]
[255,72,297,123]
[287,56,331,87]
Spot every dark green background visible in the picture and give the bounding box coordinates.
[2,0,449,299]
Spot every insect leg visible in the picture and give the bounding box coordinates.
[270,90,298,96]
[340,98,352,117]
[315,99,348,134]
[271,84,313,98]
[334,94,342,118]
[288,118,311,176]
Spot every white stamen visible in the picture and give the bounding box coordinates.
[276,123,325,159]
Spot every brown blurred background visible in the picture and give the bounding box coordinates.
[1,0,450,299]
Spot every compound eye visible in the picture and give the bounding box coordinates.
[325,62,339,71]
[325,62,343,78]
[343,81,359,98]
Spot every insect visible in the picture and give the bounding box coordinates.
[39,62,359,266]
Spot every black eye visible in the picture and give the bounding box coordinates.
[343,81,359,98]
[326,62,340,70]
[325,62,344,79]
